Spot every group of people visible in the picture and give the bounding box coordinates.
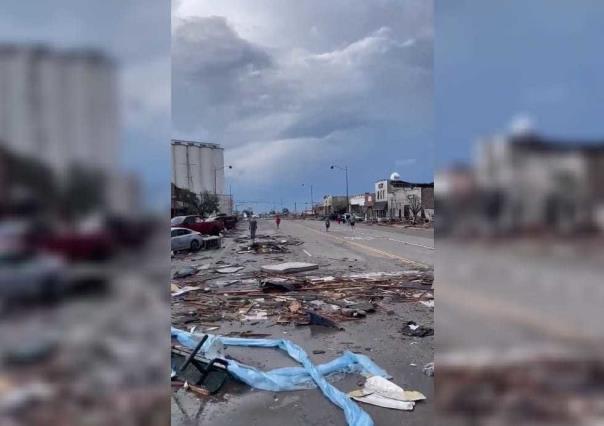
[325,214,355,232]
[250,213,355,238]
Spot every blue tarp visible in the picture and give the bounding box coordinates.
[171,327,391,426]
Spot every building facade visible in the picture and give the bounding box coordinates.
[374,173,434,221]
[350,192,375,219]
[475,133,604,232]
[322,195,348,215]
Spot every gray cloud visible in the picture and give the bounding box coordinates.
[173,16,271,78]
[172,1,433,192]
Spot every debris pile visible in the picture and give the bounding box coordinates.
[171,328,421,426]
[437,356,604,424]
[171,271,433,328]
[235,235,304,254]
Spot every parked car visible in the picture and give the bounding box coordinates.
[105,215,154,249]
[40,230,116,262]
[212,214,238,230]
[171,215,223,236]
[0,242,66,301]
[352,214,365,222]
[171,227,203,252]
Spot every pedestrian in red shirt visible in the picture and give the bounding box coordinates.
[275,215,281,229]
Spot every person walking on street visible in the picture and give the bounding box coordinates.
[249,217,257,241]
[336,215,341,225]
[325,218,330,232]
[275,214,281,230]
[350,216,355,229]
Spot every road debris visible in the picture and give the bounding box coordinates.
[216,266,244,274]
[172,271,433,327]
[301,311,342,329]
[173,266,198,279]
[0,380,55,412]
[348,376,425,411]
[401,321,434,337]
[420,300,434,308]
[171,222,434,425]
[423,362,434,377]
[171,285,202,297]
[172,328,392,426]
[261,262,319,274]
[260,278,299,292]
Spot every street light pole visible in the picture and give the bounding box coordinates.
[302,183,314,215]
[330,164,350,214]
[214,165,233,195]
[345,166,349,214]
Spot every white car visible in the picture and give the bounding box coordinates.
[0,245,66,301]
[171,227,203,252]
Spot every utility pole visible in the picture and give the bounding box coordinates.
[214,165,232,195]
[302,183,314,215]
[330,164,350,213]
[345,166,349,214]
[229,184,233,214]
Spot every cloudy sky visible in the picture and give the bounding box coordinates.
[436,0,604,168]
[173,0,433,213]
[0,0,171,209]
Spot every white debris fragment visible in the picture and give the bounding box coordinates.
[420,300,435,308]
[261,262,319,274]
[348,376,426,411]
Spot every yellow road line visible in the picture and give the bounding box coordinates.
[295,221,430,268]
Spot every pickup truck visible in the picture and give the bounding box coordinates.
[170,215,224,236]
[209,214,238,230]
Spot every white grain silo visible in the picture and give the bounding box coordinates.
[171,140,225,197]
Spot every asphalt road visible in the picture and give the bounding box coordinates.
[171,219,434,426]
[437,239,604,362]
[279,219,434,268]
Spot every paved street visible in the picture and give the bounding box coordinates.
[437,239,604,359]
[280,219,434,268]
[171,218,434,426]
[435,239,604,426]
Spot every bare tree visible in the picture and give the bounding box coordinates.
[198,191,220,216]
[407,194,423,224]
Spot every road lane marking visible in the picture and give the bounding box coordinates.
[303,249,312,257]
[387,237,434,250]
[438,283,597,345]
[295,222,430,268]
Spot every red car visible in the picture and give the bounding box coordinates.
[40,230,116,262]
[170,215,223,236]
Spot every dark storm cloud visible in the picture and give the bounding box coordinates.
[173,16,271,79]
[173,0,433,202]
